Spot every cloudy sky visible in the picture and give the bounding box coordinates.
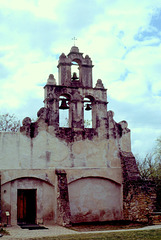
[0,0,161,157]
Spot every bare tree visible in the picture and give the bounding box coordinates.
[136,153,155,180]
[0,113,20,132]
[136,140,161,211]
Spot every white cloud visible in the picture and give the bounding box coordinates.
[0,0,68,22]
[132,127,161,157]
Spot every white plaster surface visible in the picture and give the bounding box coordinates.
[69,177,122,223]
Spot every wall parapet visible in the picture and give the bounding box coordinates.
[120,150,141,181]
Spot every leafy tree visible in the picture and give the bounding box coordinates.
[0,113,20,132]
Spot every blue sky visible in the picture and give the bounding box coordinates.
[0,0,161,157]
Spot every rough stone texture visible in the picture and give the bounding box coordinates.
[58,46,93,88]
[55,128,98,142]
[120,151,141,181]
[123,180,156,222]
[120,151,156,222]
[152,212,161,224]
[56,170,71,226]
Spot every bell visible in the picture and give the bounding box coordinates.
[71,72,79,81]
[85,104,92,111]
[59,99,69,110]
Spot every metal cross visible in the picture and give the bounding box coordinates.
[72,37,77,46]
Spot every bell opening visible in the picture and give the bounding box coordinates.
[59,96,70,127]
[71,61,79,81]
[84,97,92,128]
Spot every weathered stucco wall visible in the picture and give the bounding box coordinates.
[1,170,56,225]
[0,130,125,170]
[0,114,130,225]
[68,177,122,223]
[0,128,125,225]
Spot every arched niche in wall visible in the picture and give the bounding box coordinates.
[71,61,79,80]
[1,177,55,226]
[71,59,81,82]
[68,177,122,223]
[59,94,70,127]
[84,96,94,128]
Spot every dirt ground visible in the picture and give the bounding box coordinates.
[68,220,151,232]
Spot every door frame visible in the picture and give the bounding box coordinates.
[17,189,37,225]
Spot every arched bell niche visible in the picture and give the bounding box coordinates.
[71,61,79,81]
[58,46,93,87]
[59,94,70,127]
[84,96,95,128]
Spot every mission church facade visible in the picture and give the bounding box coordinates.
[0,46,155,226]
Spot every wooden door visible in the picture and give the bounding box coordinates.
[17,189,36,224]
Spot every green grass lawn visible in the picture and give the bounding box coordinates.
[31,229,161,240]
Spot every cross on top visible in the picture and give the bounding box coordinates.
[72,37,77,46]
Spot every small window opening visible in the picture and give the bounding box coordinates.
[84,97,92,128]
[59,96,69,127]
[71,61,79,80]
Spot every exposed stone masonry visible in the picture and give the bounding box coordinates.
[123,180,156,222]
[56,170,71,226]
[120,151,141,181]
[120,151,156,222]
